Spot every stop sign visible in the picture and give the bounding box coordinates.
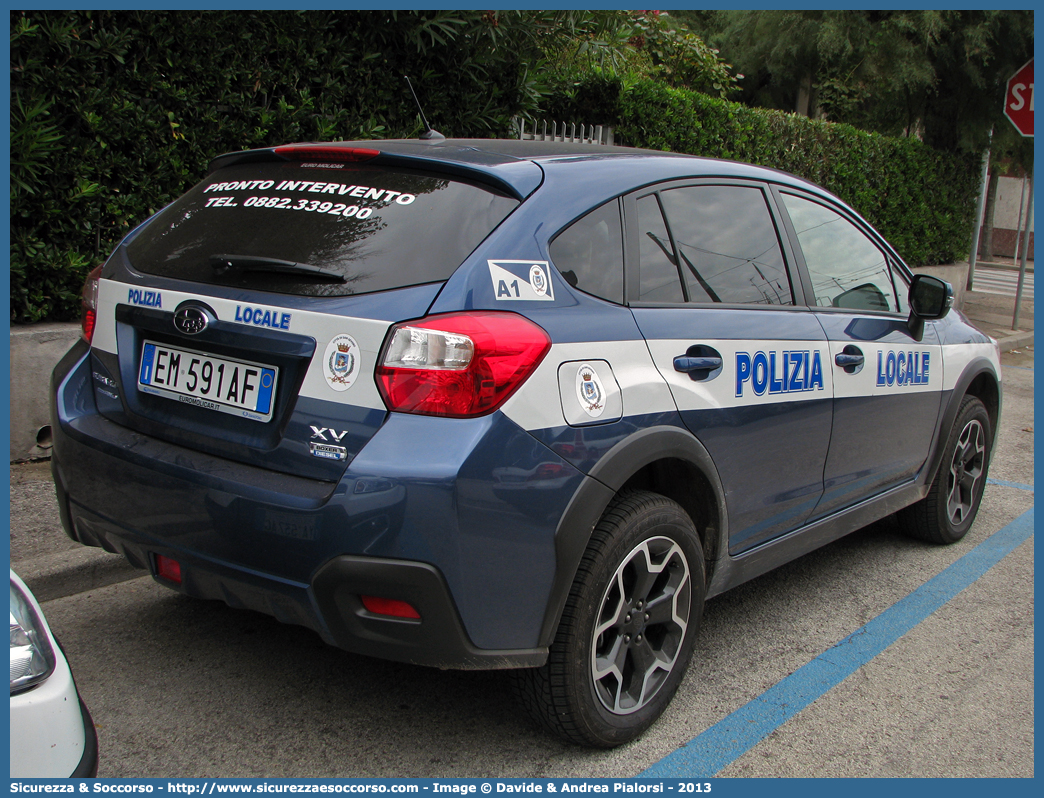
[1004,59,1034,137]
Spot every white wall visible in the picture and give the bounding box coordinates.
[993,175,1034,232]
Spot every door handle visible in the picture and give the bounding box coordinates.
[673,345,723,382]
[835,345,865,375]
[834,353,864,368]
[674,356,723,373]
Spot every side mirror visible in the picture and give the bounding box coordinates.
[907,274,953,341]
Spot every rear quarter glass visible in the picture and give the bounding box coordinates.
[125,162,519,297]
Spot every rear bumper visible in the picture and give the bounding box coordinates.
[52,344,579,669]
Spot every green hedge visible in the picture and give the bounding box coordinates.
[10,10,529,322]
[550,77,981,269]
[11,13,982,323]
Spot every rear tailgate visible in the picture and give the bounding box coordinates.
[86,156,521,480]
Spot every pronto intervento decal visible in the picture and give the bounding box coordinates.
[201,180,416,218]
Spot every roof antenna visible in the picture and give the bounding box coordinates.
[404,76,445,141]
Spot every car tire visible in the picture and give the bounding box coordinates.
[512,490,705,747]
[898,395,992,544]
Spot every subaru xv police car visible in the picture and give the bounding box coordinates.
[51,138,1001,747]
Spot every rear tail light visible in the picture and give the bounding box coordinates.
[360,595,421,620]
[273,145,380,163]
[80,265,103,343]
[376,312,551,418]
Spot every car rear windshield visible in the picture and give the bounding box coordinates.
[125,161,519,297]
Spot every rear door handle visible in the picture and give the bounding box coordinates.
[672,345,723,381]
[674,356,723,373]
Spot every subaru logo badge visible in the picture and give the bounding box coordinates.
[173,305,209,335]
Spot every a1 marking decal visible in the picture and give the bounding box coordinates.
[322,334,361,392]
[488,260,555,301]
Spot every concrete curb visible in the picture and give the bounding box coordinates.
[16,547,146,603]
[995,330,1035,351]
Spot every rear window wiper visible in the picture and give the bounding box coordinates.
[210,254,347,283]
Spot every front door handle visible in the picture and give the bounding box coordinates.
[835,345,865,375]
[834,353,864,368]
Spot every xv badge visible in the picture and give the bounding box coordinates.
[310,426,349,443]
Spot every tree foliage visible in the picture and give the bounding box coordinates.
[548,11,742,98]
[686,10,1033,160]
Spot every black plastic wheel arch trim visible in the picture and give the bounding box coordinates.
[536,426,728,649]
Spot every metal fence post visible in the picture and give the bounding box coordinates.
[967,129,993,291]
[1012,173,1034,331]
[1012,174,1028,267]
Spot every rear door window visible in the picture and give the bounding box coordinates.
[636,194,685,303]
[658,185,793,305]
[125,162,519,297]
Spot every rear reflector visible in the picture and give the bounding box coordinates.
[155,555,182,585]
[360,595,421,620]
[273,145,380,163]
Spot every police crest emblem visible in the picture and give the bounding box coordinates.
[575,363,606,418]
[530,264,548,297]
[322,334,361,392]
[332,346,354,378]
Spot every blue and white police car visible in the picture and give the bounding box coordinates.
[51,139,1001,747]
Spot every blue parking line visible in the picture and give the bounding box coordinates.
[640,506,1035,778]
[987,477,1035,492]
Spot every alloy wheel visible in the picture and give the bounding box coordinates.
[946,418,986,526]
[590,536,691,715]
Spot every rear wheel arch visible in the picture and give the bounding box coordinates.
[537,426,727,648]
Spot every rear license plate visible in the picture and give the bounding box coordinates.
[138,340,278,421]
